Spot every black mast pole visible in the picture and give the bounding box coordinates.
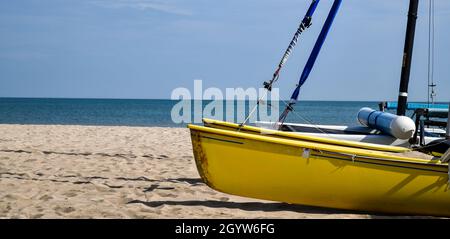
[397,0,419,116]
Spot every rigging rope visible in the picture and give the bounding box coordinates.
[239,0,320,128]
[427,0,436,106]
[278,0,342,127]
[279,99,331,136]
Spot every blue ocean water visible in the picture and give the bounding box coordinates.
[0,98,389,127]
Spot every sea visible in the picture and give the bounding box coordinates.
[0,98,394,128]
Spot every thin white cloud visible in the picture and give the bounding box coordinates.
[91,0,193,16]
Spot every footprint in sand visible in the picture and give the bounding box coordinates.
[54,206,76,215]
[157,192,177,198]
[36,206,44,212]
[1,204,12,214]
[39,195,54,201]
[62,191,78,198]
[181,187,196,194]
[182,155,193,160]
[31,213,45,219]
[143,184,175,193]
[169,207,182,213]
[24,158,37,163]
[219,197,230,202]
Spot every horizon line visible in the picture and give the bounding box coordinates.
[1,96,448,104]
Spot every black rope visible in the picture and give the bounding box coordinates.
[238,1,318,128]
[264,16,313,92]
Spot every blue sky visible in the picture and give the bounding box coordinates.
[0,0,449,101]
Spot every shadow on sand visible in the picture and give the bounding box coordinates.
[127,199,438,218]
[127,199,367,215]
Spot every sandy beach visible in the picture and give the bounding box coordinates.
[0,124,436,219]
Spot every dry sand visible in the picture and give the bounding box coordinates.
[0,124,433,219]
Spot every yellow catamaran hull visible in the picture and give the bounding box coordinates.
[189,122,450,216]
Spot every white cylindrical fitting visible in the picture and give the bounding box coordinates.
[357,107,416,140]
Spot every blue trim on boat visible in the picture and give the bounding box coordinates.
[386,102,449,110]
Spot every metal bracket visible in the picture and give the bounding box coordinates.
[302,148,311,159]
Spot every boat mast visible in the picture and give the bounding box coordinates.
[447,103,450,139]
[397,0,419,116]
